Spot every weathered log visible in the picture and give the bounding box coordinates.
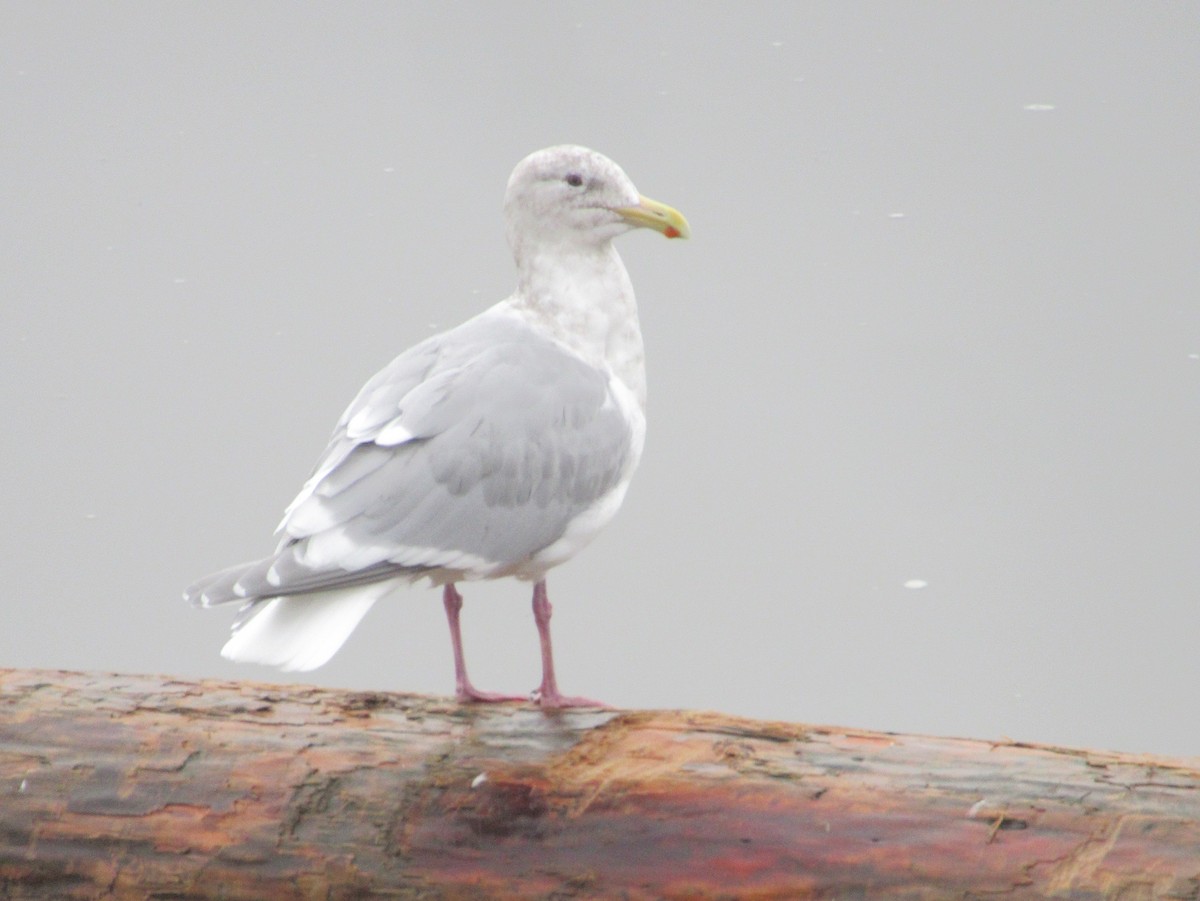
[0,668,1197,899]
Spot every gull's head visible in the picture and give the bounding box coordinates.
[504,145,690,255]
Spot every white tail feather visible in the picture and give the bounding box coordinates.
[220,583,393,671]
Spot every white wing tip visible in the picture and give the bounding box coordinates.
[375,420,415,446]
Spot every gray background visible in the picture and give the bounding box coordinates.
[3,3,1197,756]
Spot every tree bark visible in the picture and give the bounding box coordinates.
[0,668,1197,899]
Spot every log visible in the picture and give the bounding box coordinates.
[0,669,1197,899]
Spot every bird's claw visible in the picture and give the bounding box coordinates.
[456,685,526,704]
[531,687,610,709]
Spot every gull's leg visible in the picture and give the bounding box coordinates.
[442,584,523,703]
[531,580,607,709]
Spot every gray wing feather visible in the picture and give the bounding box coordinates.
[186,312,633,608]
[340,336,445,438]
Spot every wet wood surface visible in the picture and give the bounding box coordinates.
[1,668,1198,899]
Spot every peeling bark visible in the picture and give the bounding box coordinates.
[1,668,1198,899]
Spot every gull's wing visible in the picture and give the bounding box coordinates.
[186,309,635,607]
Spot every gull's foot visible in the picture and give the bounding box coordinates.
[456,685,527,704]
[532,688,611,710]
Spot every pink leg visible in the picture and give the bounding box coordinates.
[442,584,523,704]
[531,580,607,709]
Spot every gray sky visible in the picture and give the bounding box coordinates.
[3,3,1197,756]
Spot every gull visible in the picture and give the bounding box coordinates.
[185,145,689,708]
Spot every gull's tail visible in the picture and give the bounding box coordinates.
[220,583,393,672]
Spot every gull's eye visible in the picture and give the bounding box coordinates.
[564,172,584,188]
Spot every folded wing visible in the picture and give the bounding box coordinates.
[185,309,635,609]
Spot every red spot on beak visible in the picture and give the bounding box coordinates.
[664,226,681,239]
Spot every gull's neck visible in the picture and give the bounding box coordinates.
[508,240,646,409]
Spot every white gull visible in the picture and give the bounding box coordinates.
[184,145,689,708]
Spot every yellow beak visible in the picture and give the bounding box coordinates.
[616,194,691,239]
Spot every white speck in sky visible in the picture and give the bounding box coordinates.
[84,513,98,521]
[383,166,395,173]
[771,41,783,48]
[888,212,906,219]
[172,277,186,284]
[1188,353,1199,360]
[903,579,928,590]
[1023,103,1056,112]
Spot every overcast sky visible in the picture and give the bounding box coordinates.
[3,3,1198,756]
